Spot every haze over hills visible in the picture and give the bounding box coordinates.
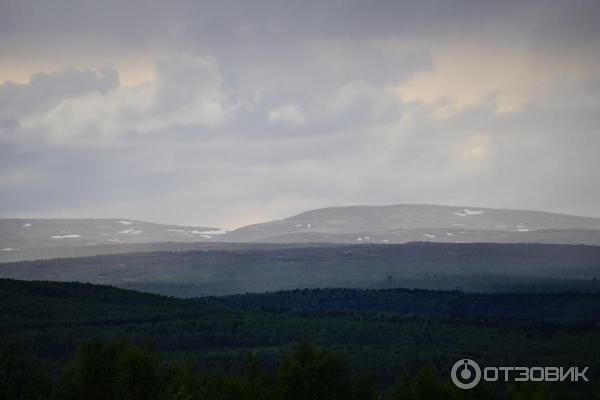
[2,204,600,262]
[2,243,600,297]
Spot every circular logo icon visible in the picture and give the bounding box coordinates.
[451,359,481,389]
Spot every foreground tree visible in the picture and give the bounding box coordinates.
[0,338,51,400]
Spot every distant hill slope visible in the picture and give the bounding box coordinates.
[2,243,600,297]
[3,205,600,262]
[1,277,599,327]
[0,218,226,260]
[226,204,600,244]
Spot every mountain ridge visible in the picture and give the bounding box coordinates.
[225,204,600,242]
[3,204,600,262]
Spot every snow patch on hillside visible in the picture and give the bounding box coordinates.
[120,229,142,234]
[191,229,227,235]
[453,209,486,217]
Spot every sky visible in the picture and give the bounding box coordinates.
[1,0,599,229]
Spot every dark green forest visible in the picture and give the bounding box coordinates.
[1,278,600,398]
[2,338,591,400]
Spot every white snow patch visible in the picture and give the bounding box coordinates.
[108,238,120,242]
[200,235,212,239]
[1,248,16,251]
[356,238,363,241]
[117,220,133,225]
[51,234,81,239]
[167,229,186,233]
[120,229,143,234]
[363,236,371,240]
[424,234,436,238]
[453,209,486,217]
[294,224,303,227]
[382,239,390,243]
[517,228,530,232]
[446,232,455,236]
[22,223,32,228]
[306,224,312,228]
[190,229,227,235]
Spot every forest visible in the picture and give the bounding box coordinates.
[2,243,600,297]
[1,278,600,398]
[1,338,588,400]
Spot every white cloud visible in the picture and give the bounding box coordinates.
[267,103,305,125]
[460,133,489,163]
[394,43,600,116]
[9,54,235,145]
[327,80,401,123]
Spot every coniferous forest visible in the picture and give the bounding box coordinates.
[1,278,600,399]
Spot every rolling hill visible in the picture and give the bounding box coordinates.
[225,204,600,244]
[2,278,600,391]
[3,204,600,262]
[1,242,600,297]
[0,218,225,261]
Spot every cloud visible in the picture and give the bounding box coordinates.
[0,68,118,121]
[267,103,305,125]
[2,50,600,226]
[7,54,234,145]
[394,43,600,115]
[1,0,600,226]
[327,80,401,123]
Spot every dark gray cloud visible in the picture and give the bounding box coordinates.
[0,0,599,227]
[2,0,598,45]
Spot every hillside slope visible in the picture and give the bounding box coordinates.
[3,205,600,263]
[2,243,600,297]
[226,204,600,244]
[2,278,600,388]
[0,218,225,261]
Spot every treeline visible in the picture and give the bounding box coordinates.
[0,338,585,400]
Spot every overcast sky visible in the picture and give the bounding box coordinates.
[1,0,599,229]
